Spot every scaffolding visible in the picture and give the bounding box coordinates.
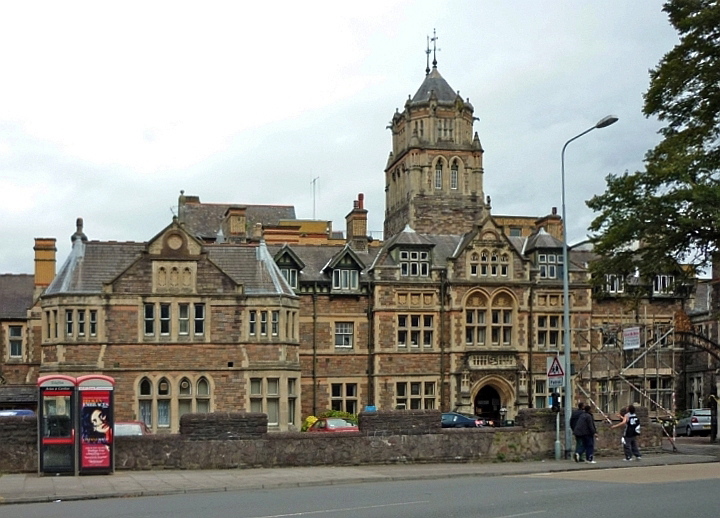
[573,309,680,424]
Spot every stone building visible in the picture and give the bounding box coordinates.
[0,53,705,431]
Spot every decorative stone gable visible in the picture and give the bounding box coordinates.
[152,261,197,294]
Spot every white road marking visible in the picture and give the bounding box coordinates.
[493,511,547,518]
[247,500,430,518]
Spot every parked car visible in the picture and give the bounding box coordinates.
[441,412,483,428]
[0,409,35,417]
[114,421,152,436]
[306,417,358,433]
[676,408,712,437]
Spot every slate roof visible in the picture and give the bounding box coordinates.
[411,67,459,104]
[207,243,295,296]
[44,235,294,298]
[267,244,382,283]
[523,227,563,253]
[180,202,296,240]
[45,240,146,295]
[0,274,34,319]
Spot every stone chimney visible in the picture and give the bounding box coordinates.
[535,207,563,241]
[346,193,368,252]
[34,237,56,295]
[222,206,247,242]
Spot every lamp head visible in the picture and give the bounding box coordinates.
[595,115,619,129]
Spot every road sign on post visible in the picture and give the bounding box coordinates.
[547,356,564,389]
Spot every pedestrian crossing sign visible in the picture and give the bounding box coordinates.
[547,356,564,377]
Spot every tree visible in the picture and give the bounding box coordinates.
[587,0,720,285]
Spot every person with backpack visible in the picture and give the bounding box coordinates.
[570,402,586,462]
[573,404,598,463]
[612,404,642,460]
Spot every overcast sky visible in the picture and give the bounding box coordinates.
[0,1,679,274]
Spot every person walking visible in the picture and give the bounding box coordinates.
[573,404,598,463]
[570,402,586,462]
[612,404,642,460]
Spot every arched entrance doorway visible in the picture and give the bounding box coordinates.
[474,385,502,421]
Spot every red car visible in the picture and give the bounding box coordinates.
[307,417,358,433]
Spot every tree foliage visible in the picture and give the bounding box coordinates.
[587,0,720,283]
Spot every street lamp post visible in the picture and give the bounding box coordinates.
[561,115,618,459]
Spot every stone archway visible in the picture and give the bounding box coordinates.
[472,376,515,422]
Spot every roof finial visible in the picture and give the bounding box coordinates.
[431,28,439,69]
[425,34,431,75]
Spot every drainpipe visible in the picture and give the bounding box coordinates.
[312,284,318,416]
[440,269,448,410]
[528,281,535,408]
[366,278,375,406]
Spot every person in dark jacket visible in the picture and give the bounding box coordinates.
[570,402,586,462]
[573,404,598,463]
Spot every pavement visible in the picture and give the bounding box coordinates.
[1,438,718,506]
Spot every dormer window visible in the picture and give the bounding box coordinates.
[538,253,560,279]
[400,250,430,277]
[274,247,304,291]
[333,269,359,290]
[281,268,298,289]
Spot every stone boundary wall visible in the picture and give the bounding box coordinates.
[180,412,268,440]
[0,409,664,474]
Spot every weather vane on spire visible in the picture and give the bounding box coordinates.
[431,29,439,69]
[425,34,431,75]
[425,29,440,74]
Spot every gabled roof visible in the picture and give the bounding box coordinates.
[266,244,381,283]
[45,221,295,298]
[273,244,306,270]
[450,217,522,261]
[323,244,367,272]
[0,274,34,319]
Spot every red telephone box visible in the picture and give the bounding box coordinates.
[77,375,115,474]
[38,375,77,475]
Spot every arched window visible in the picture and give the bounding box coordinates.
[465,293,488,346]
[139,377,153,427]
[500,254,510,277]
[136,375,213,433]
[157,378,171,429]
[178,377,193,418]
[435,161,443,190]
[470,253,479,276]
[490,294,514,346]
[451,160,459,190]
[197,377,211,413]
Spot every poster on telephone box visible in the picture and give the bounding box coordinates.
[79,390,113,469]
